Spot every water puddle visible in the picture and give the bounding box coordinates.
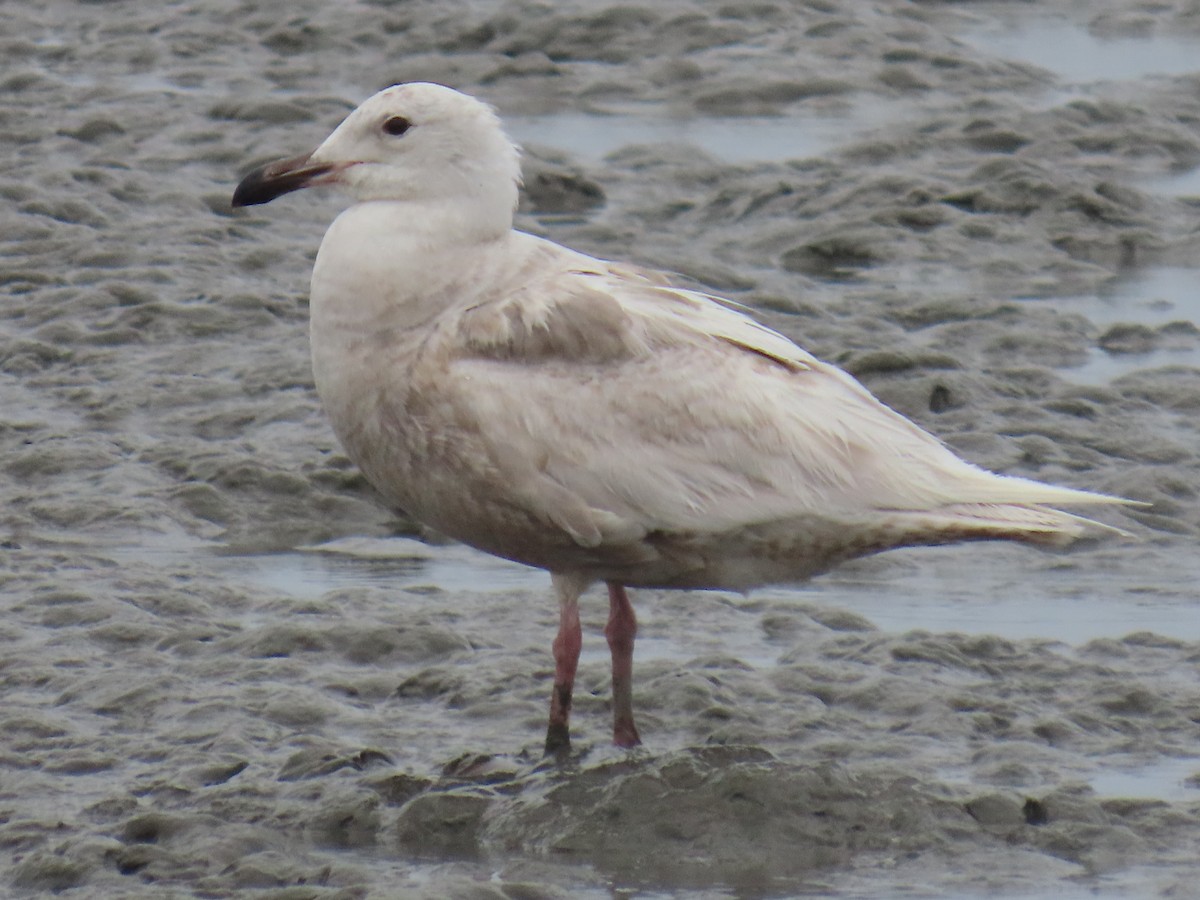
[944,756,1200,804]
[237,543,546,598]
[242,548,1177,646]
[1017,266,1200,384]
[795,580,1199,643]
[785,543,1200,643]
[1146,167,1200,199]
[227,540,1197,662]
[1041,267,1200,328]
[1067,344,1200,384]
[111,536,548,601]
[505,98,898,164]
[1090,757,1200,801]
[116,536,1196,646]
[231,542,783,667]
[968,21,1200,83]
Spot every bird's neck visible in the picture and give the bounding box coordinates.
[311,198,508,332]
[306,198,535,406]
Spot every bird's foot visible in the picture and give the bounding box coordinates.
[613,717,641,748]
[544,720,572,758]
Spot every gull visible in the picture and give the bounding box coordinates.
[232,83,1130,754]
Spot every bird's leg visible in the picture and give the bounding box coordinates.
[545,574,583,756]
[606,582,641,748]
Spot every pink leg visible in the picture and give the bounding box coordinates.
[545,575,583,755]
[606,582,641,748]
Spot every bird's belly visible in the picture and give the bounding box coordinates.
[316,386,902,585]
[313,367,585,568]
[311,350,923,589]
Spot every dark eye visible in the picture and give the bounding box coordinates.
[382,115,411,136]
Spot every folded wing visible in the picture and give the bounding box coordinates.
[444,244,1127,550]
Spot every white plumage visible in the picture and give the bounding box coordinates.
[233,82,1131,751]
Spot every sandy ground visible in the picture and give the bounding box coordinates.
[3,0,1200,896]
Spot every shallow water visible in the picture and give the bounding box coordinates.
[1050,267,1200,328]
[124,536,1200,648]
[1145,167,1200,198]
[233,544,544,599]
[942,754,1200,803]
[508,98,899,163]
[1088,757,1200,801]
[1067,345,1200,384]
[1017,266,1200,383]
[800,548,1200,643]
[969,20,1200,83]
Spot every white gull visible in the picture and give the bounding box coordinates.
[232,82,1132,753]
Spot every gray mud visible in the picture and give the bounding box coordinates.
[3,0,1200,897]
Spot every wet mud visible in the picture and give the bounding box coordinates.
[3,0,1200,896]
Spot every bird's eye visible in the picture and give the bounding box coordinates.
[382,115,411,136]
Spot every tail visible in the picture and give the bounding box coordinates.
[890,454,1142,548]
[891,481,1139,550]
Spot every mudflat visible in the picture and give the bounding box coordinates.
[3,1,1199,896]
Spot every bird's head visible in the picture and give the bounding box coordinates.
[232,82,522,218]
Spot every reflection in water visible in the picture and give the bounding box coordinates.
[970,22,1200,82]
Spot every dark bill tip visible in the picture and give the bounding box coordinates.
[231,152,334,208]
